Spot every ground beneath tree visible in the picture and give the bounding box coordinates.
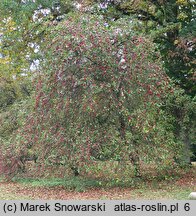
[0,168,195,200]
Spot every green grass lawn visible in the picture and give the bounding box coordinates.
[0,171,195,200]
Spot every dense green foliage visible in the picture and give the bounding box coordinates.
[86,0,196,96]
[0,1,195,181]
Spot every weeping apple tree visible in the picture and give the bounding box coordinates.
[13,15,184,178]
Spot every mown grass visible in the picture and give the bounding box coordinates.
[13,176,102,192]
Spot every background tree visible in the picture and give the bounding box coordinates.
[0,17,32,140]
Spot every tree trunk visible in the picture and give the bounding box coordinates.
[129,147,141,178]
[183,130,191,164]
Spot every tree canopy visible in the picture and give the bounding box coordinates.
[0,0,195,180]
